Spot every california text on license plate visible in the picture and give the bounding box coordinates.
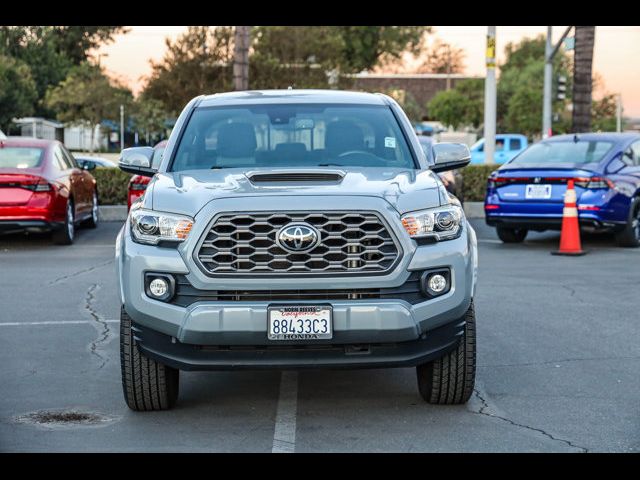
[268,306,333,340]
[525,184,552,199]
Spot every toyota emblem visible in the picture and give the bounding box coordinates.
[277,223,320,252]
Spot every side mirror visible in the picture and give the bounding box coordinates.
[119,147,156,177]
[431,143,471,173]
[81,160,96,171]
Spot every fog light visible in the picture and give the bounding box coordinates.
[145,274,175,302]
[428,274,447,293]
[420,269,451,298]
[149,278,168,298]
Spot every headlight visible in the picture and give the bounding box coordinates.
[130,208,194,245]
[401,204,463,241]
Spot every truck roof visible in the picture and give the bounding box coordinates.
[197,89,390,108]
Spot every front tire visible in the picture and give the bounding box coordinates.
[120,307,179,411]
[496,226,528,243]
[416,300,476,405]
[615,197,640,248]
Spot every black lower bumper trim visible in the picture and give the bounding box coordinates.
[132,319,465,371]
[0,220,57,234]
[485,216,611,231]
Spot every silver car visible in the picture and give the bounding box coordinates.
[116,90,478,410]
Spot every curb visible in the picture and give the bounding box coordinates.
[99,203,486,222]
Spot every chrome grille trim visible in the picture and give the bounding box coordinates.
[195,211,401,276]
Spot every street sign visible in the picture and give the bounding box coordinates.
[564,37,575,51]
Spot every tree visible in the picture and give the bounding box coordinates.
[497,35,572,137]
[131,98,171,145]
[336,26,431,73]
[0,26,127,117]
[417,39,465,76]
[142,27,234,116]
[427,79,483,129]
[45,63,133,151]
[572,26,596,132]
[591,94,619,132]
[0,55,37,131]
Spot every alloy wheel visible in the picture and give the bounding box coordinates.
[67,202,75,241]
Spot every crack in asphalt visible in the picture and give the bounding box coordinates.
[85,284,111,370]
[48,259,114,286]
[471,388,589,453]
[478,355,640,368]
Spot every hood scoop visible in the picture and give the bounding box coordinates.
[246,169,345,184]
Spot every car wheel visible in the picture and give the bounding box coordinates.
[496,226,528,243]
[52,199,75,245]
[82,191,99,229]
[120,306,179,411]
[615,196,640,248]
[416,300,476,405]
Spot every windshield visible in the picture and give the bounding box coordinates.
[510,140,614,165]
[0,147,45,169]
[170,104,416,171]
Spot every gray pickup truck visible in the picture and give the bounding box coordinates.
[116,90,478,411]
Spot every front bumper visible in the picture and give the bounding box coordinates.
[132,316,466,370]
[116,196,477,369]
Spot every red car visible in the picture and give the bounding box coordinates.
[0,137,98,245]
[127,140,167,210]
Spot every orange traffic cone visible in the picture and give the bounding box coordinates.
[552,179,586,256]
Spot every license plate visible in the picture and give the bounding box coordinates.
[268,306,333,340]
[525,184,552,199]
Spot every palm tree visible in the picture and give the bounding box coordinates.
[572,26,596,132]
[233,26,250,91]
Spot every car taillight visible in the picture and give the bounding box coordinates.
[574,177,614,190]
[488,176,517,188]
[130,178,148,191]
[16,179,52,192]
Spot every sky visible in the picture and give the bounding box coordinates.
[96,26,640,117]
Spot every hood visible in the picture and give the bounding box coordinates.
[148,167,444,216]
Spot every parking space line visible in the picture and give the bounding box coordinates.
[0,319,119,326]
[272,371,298,453]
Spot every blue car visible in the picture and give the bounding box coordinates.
[470,133,528,164]
[485,133,640,247]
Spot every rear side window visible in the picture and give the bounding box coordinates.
[510,141,614,165]
[0,147,45,168]
[170,104,416,171]
[510,138,522,150]
[53,147,71,170]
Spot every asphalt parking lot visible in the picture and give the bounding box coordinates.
[1,219,638,452]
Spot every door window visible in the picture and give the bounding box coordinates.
[510,138,522,151]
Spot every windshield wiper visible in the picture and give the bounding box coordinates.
[317,163,343,167]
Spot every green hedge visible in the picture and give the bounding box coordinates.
[93,168,132,205]
[91,164,500,205]
[460,164,499,202]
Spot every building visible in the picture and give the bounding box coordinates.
[349,72,481,119]
[12,117,64,141]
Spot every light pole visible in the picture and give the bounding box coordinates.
[120,105,124,151]
[542,27,553,138]
[483,26,497,165]
[616,94,622,132]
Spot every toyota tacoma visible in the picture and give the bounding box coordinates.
[116,90,478,411]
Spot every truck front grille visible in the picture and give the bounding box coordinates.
[195,211,400,276]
